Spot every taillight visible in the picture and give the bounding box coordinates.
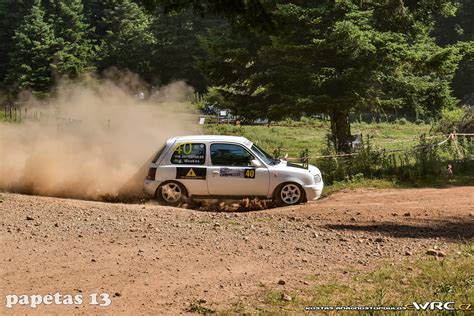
[147,167,157,180]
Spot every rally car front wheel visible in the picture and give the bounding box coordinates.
[274,182,306,206]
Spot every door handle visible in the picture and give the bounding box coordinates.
[212,171,220,175]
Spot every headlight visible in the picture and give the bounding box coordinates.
[314,174,322,183]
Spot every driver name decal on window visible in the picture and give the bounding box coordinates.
[171,143,206,165]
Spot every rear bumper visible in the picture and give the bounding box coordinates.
[304,182,324,201]
[144,180,161,196]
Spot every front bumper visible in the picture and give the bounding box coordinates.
[304,182,324,201]
[144,180,161,196]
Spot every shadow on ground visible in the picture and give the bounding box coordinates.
[325,219,474,241]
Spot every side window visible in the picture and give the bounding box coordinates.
[171,143,206,165]
[210,143,254,166]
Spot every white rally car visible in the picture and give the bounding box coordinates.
[144,135,323,206]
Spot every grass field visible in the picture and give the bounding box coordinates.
[225,243,474,314]
[203,118,432,159]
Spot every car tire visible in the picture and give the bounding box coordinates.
[156,181,187,206]
[273,182,306,206]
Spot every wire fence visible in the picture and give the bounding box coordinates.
[282,132,474,168]
[3,105,473,165]
[2,106,91,130]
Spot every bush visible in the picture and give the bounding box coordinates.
[395,118,408,125]
[316,133,468,185]
[204,86,229,107]
[432,107,465,134]
[458,106,473,133]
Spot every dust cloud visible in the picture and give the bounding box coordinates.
[0,77,198,201]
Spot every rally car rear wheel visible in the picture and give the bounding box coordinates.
[157,181,187,206]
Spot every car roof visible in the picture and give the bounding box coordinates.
[169,135,253,147]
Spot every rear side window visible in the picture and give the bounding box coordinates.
[171,142,206,165]
[210,143,254,166]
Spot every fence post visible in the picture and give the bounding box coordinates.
[300,148,309,168]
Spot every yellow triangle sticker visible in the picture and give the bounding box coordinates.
[186,168,196,177]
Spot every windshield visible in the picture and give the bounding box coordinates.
[251,144,277,165]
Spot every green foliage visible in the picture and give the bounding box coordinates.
[203,86,230,108]
[0,0,34,86]
[204,118,472,186]
[458,107,474,133]
[317,132,474,185]
[3,0,95,95]
[5,0,57,95]
[433,0,474,103]
[395,118,408,125]
[432,107,466,133]
[0,0,471,116]
[452,41,474,103]
[199,0,464,152]
[203,118,430,157]
[47,0,96,79]
[150,8,222,91]
[86,0,156,77]
[433,0,474,45]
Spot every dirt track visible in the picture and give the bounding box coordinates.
[1,187,473,314]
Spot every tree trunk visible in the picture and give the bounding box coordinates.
[330,109,351,153]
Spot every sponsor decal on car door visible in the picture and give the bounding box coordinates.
[176,167,206,180]
[207,143,269,196]
[208,166,268,196]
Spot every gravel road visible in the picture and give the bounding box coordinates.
[1,186,473,314]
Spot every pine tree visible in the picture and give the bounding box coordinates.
[5,0,57,95]
[200,1,464,152]
[46,0,96,79]
[84,0,156,77]
[0,0,34,84]
[433,0,474,103]
[150,7,223,91]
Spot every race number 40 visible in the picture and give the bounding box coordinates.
[245,169,255,178]
[174,142,193,155]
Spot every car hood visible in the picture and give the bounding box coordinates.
[272,160,321,175]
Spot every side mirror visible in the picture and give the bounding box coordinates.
[251,159,262,168]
